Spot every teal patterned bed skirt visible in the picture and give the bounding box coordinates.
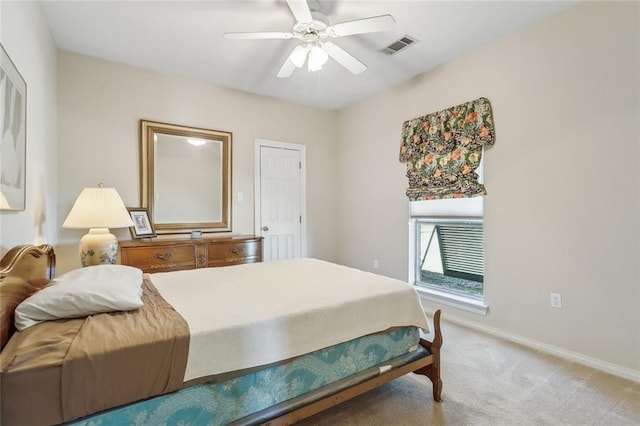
[70,327,420,425]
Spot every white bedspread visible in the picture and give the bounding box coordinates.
[148,258,429,382]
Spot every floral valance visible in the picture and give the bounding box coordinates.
[399,97,495,201]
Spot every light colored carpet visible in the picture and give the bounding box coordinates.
[298,320,640,425]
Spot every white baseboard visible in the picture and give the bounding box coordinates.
[423,308,640,383]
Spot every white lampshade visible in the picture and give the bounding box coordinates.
[63,186,134,267]
[63,187,133,229]
[0,190,10,209]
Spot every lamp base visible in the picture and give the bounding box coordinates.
[79,228,119,267]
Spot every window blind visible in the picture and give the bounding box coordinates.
[399,97,495,201]
[436,223,484,282]
[410,154,484,217]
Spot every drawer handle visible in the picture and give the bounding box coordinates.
[197,255,206,266]
[155,252,173,261]
[229,247,245,255]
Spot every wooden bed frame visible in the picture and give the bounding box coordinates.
[0,244,442,425]
[267,325,442,425]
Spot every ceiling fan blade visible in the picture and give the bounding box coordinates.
[323,42,366,75]
[286,0,313,24]
[277,58,297,78]
[224,31,294,40]
[329,14,396,37]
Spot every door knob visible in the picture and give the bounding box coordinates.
[262,226,269,232]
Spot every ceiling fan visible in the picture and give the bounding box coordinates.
[224,0,396,78]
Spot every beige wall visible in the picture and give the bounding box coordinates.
[57,52,339,272]
[337,1,639,374]
[0,2,58,254]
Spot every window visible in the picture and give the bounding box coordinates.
[408,195,488,315]
[415,219,484,299]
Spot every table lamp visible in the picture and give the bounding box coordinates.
[63,185,134,266]
[0,190,11,209]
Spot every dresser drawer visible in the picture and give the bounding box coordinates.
[121,244,197,273]
[207,239,261,267]
[120,236,262,272]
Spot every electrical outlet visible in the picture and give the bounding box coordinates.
[373,260,379,270]
[550,293,562,309]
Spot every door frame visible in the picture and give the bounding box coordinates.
[254,138,307,258]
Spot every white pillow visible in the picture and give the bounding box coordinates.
[15,265,144,331]
[54,264,143,284]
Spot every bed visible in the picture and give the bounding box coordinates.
[0,244,442,425]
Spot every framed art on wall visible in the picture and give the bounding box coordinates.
[0,43,27,211]
[127,208,156,239]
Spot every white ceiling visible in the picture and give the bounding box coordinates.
[42,1,576,110]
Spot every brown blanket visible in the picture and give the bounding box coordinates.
[0,281,189,425]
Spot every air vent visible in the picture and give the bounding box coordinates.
[381,35,418,55]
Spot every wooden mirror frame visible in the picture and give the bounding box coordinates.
[140,120,232,235]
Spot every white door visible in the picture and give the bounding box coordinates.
[255,141,306,261]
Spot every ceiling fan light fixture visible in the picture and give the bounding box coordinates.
[226,0,396,78]
[290,45,309,68]
[308,45,328,71]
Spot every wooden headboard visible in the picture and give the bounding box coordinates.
[0,244,56,349]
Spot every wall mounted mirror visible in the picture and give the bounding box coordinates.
[140,120,232,235]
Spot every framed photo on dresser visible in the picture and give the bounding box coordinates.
[127,208,156,239]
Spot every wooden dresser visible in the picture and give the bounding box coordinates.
[120,235,262,273]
